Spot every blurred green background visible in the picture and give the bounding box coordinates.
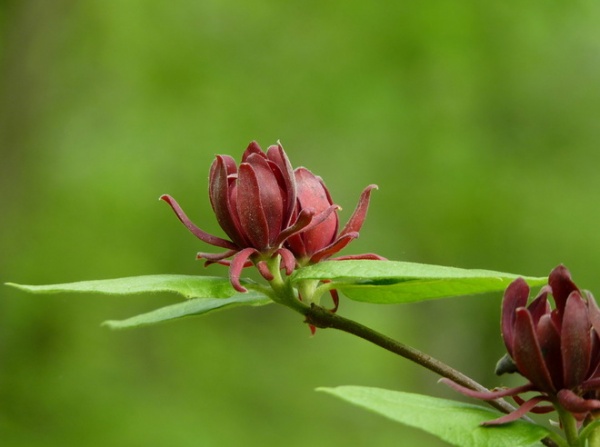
[2,1,600,446]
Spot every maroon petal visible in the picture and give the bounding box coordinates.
[439,378,534,400]
[277,207,316,249]
[309,232,359,264]
[196,249,238,263]
[513,308,556,393]
[267,143,297,226]
[242,141,266,162]
[536,313,564,389]
[278,205,340,248]
[562,291,592,389]
[244,154,285,246]
[236,163,272,250]
[501,278,530,357]
[209,155,248,247]
[587,291,600,337]
[160,195,237,250]
[549,265,579,316]
[338,184,378,238]
[482,396,551,426]
[229,247,259,292]
[512,395,556,413]
[557,389,600,413]
[527,286,551,325]
[294,167,339,252]
[275,248,296,276]
[256,261,274,281]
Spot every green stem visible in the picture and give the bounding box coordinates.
[555,405,580,446]
[303,304,514,413]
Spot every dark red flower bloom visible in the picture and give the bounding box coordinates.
[160,142,336,292]
[442,265,600,425]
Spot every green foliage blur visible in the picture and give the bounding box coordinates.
[2,1,600,446]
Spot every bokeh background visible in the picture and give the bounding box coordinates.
[2,1,600,446]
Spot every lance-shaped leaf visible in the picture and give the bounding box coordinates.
[6,275,246,299]
[318,386,553,447]
[103,292,271,329]
[6,275,272,330]
[292,260,547,304]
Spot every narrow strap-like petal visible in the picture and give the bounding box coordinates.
[513,308,556,393]
[501,278,530,357]
[229,247,259,292]
[309,232,358,264]
[557,389,600,413]
[237,163,271,250]
[562,291,592,389]
[439,378,534,400]
[160,195,237,250]
[209,155,248,247]
[482,396,550,426]
[549,264,579,316]
[338,184,378,238]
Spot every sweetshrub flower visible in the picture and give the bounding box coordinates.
[160,141,380,294]
[285,167,385,312]
[442,265,600,425]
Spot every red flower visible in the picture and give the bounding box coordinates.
[160,142,336,292]
[442,265,600,425]
[285,167,385,314]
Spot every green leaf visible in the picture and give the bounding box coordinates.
[6,275,243,299]
[103,292,272,329]
[292,261,547,303]
[318,386,553,447]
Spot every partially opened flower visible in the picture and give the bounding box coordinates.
[285,167,385,313]
[160,142,336,292]
[441,265,600,426]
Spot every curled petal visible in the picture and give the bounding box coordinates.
[512,395,555,413]
[482,396,551,426]
[513,308,556,393]
[256,261,274,281]
[277,205,340,248]
[562,291,592,388]
[275,248,296,276]
[309,232,359,264]
[549,264,579,316]
[439,378,534,400]
[339,184,378,238]
[557,389,600,413]
[501,278,530,357]
[160,195,237,250]
[209,155,248,247]
[197,250,238,263]
[229,248,259,292]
